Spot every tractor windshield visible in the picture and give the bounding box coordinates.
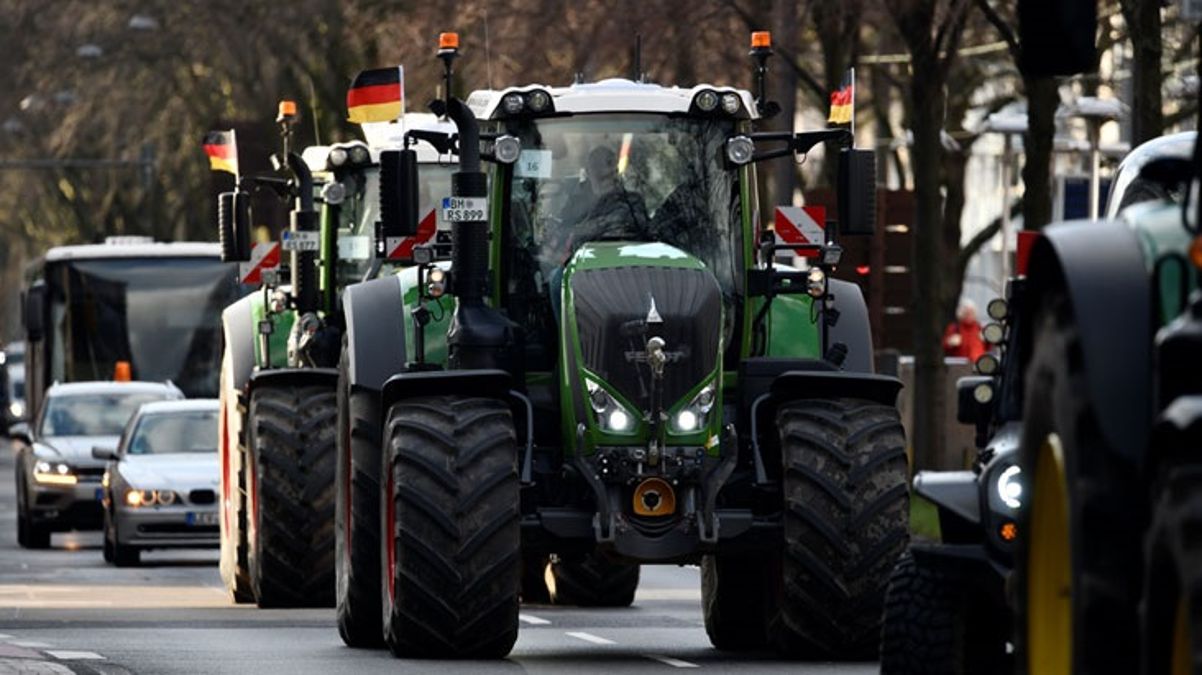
[506,114,741,296]
[335,162,456,282]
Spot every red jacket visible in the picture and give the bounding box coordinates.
[943,319,985,361]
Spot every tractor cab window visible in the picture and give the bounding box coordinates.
[505,114,741,298]
[335,163,455,282]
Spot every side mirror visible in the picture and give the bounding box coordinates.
[377,148,420,259]
[23,284,46,342]
[837,148,876,236]
[91,446,118,461]
[8,422,32,446]
[218,191,253,262]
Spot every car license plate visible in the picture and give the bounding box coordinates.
[186,512,218,526]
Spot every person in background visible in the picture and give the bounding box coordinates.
[943,299,985,361]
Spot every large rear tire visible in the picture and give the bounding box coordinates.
[218,360,254,603]
[247,383,337,608]
[1141,465,1202,675]
[701,554,770,650]
[879,551,1010,674]
[770,398,908,658]
[335,340,384,647]
[548,554,639,607]
[1015,292,1141,674]
[381,396,520,658]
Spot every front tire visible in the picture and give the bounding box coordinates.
[1141,466,1202,675]
[770,398,909,658]
[879,552,1010,674]
[247,383,337,608]
[103,508,115,563]
[381,396,520,658]
[1015,292,1141,674]
[17,469,50,550]
[336,340,384,647]
[701,555,770,650]
[548,554,639,607]
[111,516,140,567]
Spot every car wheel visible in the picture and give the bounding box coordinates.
[103,508,115,564]
[111,517,139,567]
[18,469,50,550]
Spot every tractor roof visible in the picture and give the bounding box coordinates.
[304,113,457,174]
[44,241,221,262]
[466,78,757,120]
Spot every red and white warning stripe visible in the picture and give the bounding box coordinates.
[774,205,826,257]
[238,242,281,284]
[386,209,437,260]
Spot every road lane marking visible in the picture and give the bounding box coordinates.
[47,651,105,660]
[518,613,550,625]
[10,641,50,647]
[645,654,699,668]
[565,631,615,645]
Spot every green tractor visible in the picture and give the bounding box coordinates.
[216,98,455,607]
[1009,132,1202,673]
[338,32,908,657]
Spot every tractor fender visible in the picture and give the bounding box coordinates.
[380,369,512,415]
[913,470,980,526]
[1021,221,1152,464]
[222,293,259,392]
[342,276,407,393]
[770,370,902,407]
[245,367,339,398]
[826,278,875,373]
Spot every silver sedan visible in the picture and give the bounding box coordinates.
[96,399,220,566]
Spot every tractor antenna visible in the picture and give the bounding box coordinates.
[484,10,494,90]
[749,31,779,118]
[632,33,643,82]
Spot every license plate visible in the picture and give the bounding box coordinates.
[440,196,488,223]
[186,512,218,526]
[281,230,320,252]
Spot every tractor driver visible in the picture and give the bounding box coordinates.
[548,144,651,318]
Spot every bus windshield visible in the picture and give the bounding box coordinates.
[43,257,242,398]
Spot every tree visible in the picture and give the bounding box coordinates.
[887,0,971,470]
[1120,0,1164,144]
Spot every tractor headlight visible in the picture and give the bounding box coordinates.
[425,267,447,298]
[996,464,1023,510]
[586,378,637,434]
[726,136,754,165]
[328,147,349,168]
[33,460,76,486]
[720,92,742,115]
[9,400,24,418]
[806,267,826,298]
[526,89,552,112]
[694,90,719,112]
[348,144,370,165]
[671,383,717,433]
[493,135,521,164]
[501,93,525,115]
[321,181,347,205]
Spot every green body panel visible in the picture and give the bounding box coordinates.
[248,292,294,369]
[394,264,455,365]
[759,295,822,358]
[558,242,724,456]
[1123,200,1197,325]
[319,200,337,315]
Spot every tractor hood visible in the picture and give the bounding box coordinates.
[564,242,722,432]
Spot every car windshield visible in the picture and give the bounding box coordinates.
[40,392,170,437]
[506,114,740,296]
[335,162,456,282]
[127,410,218,455]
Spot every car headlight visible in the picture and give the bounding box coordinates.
[585,379,637,434]
[671,383,716,433]
[996,464,1023,510]
[33,460,76,486]
[8,401,24,418]
[124,488,178,507]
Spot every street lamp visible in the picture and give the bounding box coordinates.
[982,111,1028,283]
[1058,96,1125,220]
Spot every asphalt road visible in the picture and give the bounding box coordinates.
[0,444,878,674]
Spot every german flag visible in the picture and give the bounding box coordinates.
[347,66,404,124]
[828,69,854,126]
[203,130,238,175]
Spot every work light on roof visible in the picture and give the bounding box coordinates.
[502,93,525,115]
[527,90,551,112]
[721,92,741,115]
[695,90,720,112]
